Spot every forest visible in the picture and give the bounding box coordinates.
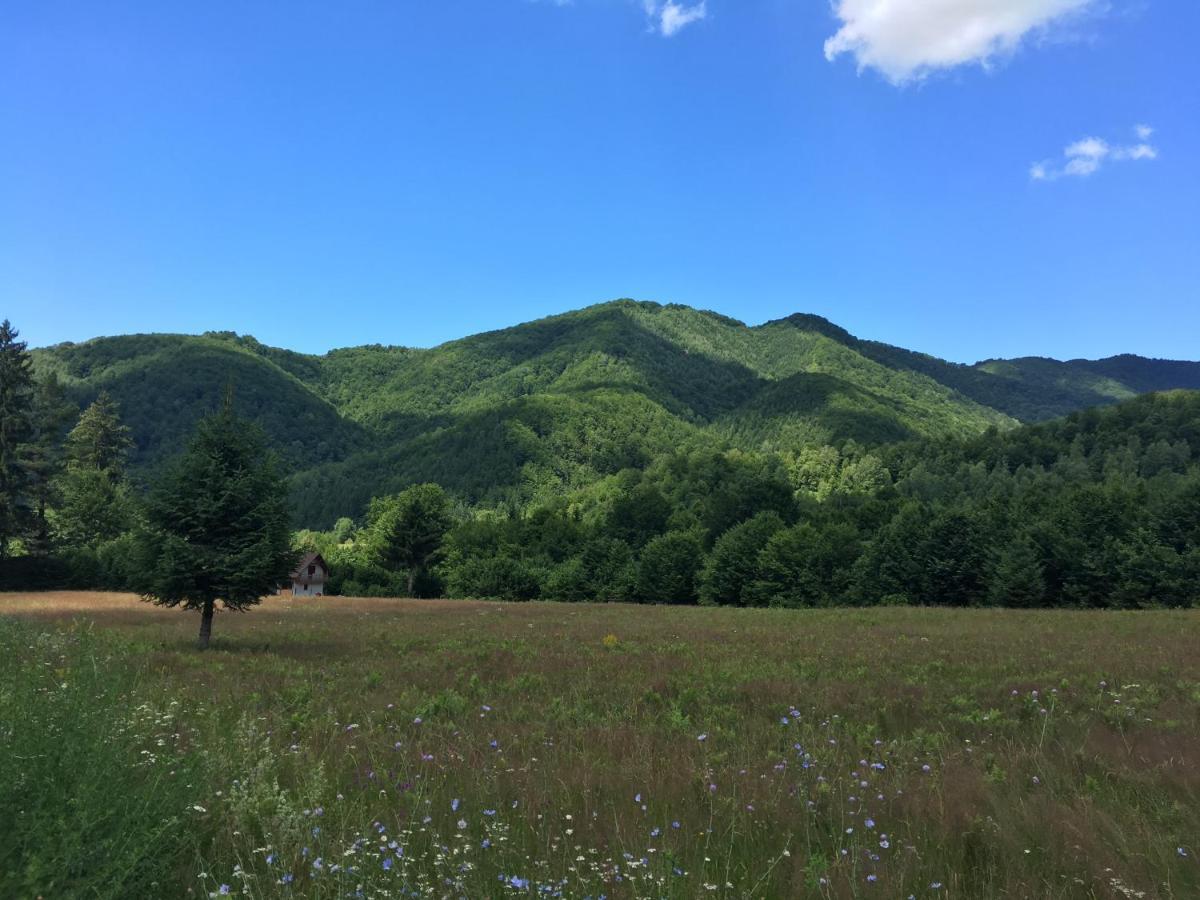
[4,312,1198,609]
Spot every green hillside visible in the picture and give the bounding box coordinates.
[30,300,1200,527]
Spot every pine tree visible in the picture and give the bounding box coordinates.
[64,390,133,472]
[0,320,34,557]
[56,392,136,549]
[366,483,452,596]
[135,404,295,649]
[21,373,77,556]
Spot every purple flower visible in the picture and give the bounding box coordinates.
[218,887,231,896]
[867,874,877,883]
[382,857,393,871]
[697,733,708,742]
[451,798,460,812]
[281,873,293,885]
[1179,847,1189,858]
[865,818,875,829]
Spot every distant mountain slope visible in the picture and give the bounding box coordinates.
[30,300,1200,526]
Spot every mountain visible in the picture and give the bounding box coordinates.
[30,300,1200,527]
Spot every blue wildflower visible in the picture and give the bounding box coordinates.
[451,798,460,812]
[219,886,231,896]
[382,857,393,871]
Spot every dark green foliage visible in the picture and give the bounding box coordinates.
[20,372,77,556]
[363,483,453,595]
[748,521,863,608]
[635,531,705,605]
[63,390,133,472]
[698,511,785,606]
[0,320,34,556]
[134,406,296,648]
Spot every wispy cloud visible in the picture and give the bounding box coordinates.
[1031,125,1159,181]
[643,1,707,37]
[824,0,1098,85]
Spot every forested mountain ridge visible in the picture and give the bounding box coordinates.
[30,300,1200,527]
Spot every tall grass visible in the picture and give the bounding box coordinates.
[0,619,210,898]
[0,596,1197,898]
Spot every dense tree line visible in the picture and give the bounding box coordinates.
[6,313,1200,609]
[294,392,1200,609]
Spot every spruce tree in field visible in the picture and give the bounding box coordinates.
[367,483,452,596]
[0,320,34,558]
[135,402,295,649]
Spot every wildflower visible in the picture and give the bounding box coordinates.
[697,733,708,742]
[509,875,529,889]
[451,798,460,812]
[880,839,890,849]
[413,717,422,725]
[312,858,324,871]
[482,839,491,849]
[931,882,943,890]
[634,793,642,803]
[651,827,661,837]
[865,818,875,829]
[780,717,790,726]
[490,740,499,749]
[1179,847,1189,858]
[219,887,231,896]
[382,857,393,871]
[672,821,681,829]
[265,853,276,865]
[867,874,877,883]
[457,819,467,830]
[280,873,294,885]
[484,808,497,816]
[922,764,932,773]
[1032,776,1041,785]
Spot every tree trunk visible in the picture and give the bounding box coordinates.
[407,568,417,598]
[197,599,215,650]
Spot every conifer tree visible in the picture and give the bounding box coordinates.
[366,483,452,596]
[0,320,33,557]
[22,373,77,556]
[135,403,295,649]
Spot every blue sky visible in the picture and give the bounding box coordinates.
[2,1,1197,363]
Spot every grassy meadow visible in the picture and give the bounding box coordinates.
[1,593,1197,899]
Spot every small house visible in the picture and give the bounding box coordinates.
[289,552,329,597]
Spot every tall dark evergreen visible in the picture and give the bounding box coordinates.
[64,391,134,472]
[0,321,34,558]
[366,483,453,596]
[56,392,136,550]
[21,373,77,556]
[135,403,295,649]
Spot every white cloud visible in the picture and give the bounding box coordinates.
[1032,125,1159,181]
[643,0,706,37]
[824,0,1097,85]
